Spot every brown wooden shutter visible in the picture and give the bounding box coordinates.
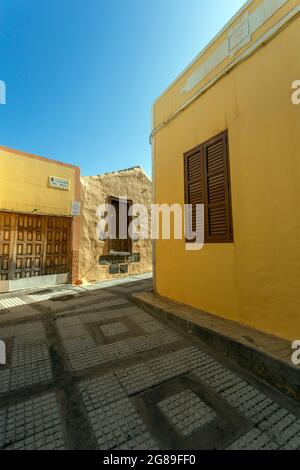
[203,130,233,242]
[108,197,132,253]
[184,145,204,238]
[184,130,233,243]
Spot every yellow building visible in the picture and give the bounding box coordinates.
[0,146,81,292]
[152,0,300,341]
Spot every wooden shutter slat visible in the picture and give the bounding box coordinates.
[184,147,205,237]
[204,131,232,242]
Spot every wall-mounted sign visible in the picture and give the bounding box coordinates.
[71,200,81,216]
[48,176,70,191]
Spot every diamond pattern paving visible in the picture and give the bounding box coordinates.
[0,393,66,450]
[0,321,52,392]
[84,397,158,450]
[158,389,217,438]
[100,322,129,336]
[0,278,299,450]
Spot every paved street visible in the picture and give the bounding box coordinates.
[0,275,299,450]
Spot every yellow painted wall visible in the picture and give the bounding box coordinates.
[153,0,300,340]
[0,147,78,216]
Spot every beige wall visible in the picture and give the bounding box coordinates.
[79,167,152,283]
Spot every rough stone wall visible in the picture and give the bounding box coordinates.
[79,167,152,283]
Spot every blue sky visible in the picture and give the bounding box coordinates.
[0,0,246,176]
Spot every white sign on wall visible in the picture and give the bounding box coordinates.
[48,176,70,191]
[71,201,81,216]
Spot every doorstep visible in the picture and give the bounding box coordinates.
[131,291,300,402]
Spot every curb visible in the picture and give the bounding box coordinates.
[131,292,300,402]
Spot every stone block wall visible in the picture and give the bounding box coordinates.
[79,167,152,283]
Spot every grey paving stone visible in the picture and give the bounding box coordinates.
[129,311,154,324]
[80,308,130,324]
[14,321,44,336]
[116,432,159,450]
[115,347,216,395]
[9,361,53,390]
[226,428,278,450]
[63,336,105,371]
[158,389,217,438]
[1,321,47,347]
[57,322,88,339]
[194,366,243,393]
[220,381,280,425]
[115,363,158,395]
[139,320,169,334]
[193,353,300,450]
[128,330,182,353]
[0,326,15,339]
[27,290,74,302]
[0,321,52,392]
[0,307,40,324]
[84,397,152,450]
[93,298,129,310]
[100,322,129,337]
[259,409,300,449]
[1,282,298,451]
[11,343,50,368]
[0,393,66,450]
[79,374,127,408]
[99,341,133,362]
[0,369,10,394]
[0,408,6,448]
[14,330,47,346]
[77,299,129,320]
[58,325,88,339]
[148,348,198,381]
[56,316,82,328]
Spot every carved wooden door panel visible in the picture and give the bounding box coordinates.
[0,213,14,280]
[44,217,71,275]
[14,215,44,279]
[0,213,71,281]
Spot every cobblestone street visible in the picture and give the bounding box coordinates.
[0,275,299,450]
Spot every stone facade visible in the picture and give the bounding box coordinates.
[79,167,152,283]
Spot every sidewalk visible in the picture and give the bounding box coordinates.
[132,292,300,401]
[0,276,299,449]
[0,273,152,325]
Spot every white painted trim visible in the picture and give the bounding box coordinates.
[180,0,288,93]
[185,243,204,251]
[152,0,255,108]
[150,3,300,140]
[228,12,251,57]
[0,273,69,293]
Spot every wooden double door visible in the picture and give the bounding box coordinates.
[0,212,71,280]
